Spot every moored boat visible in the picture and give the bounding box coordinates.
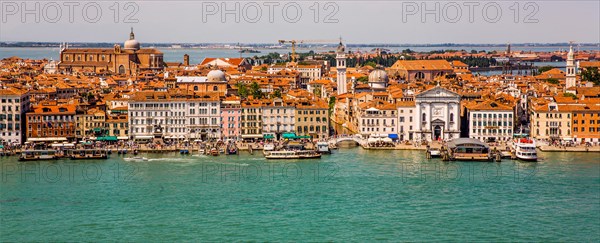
[210,148,219,156]
[316,141,331,154]
[70,149,109,160]
[19,150,58,161]
[513,137,538,161]
[265,150,321,159]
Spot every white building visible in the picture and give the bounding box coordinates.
[415,86,461,141]
[465,101,515,142]
[396,101,416,141]
[0,88,30,145]
[262,98,296,140]
[357,100,397,137]
[128,91,221,141]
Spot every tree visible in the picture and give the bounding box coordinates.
[357,76,369,83]
[563,92,577,99]
[314,87,322,97]
[363,61,377,68]
[538,65,554,74]
[250,81,262,98]
[581,67,600,85]
[273,88,282,98]
[547,78,559,85]
[328,97,336,116]
[236,82,249,98]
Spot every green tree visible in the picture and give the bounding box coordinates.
[563,92,577,99]
[328,97,336,116]
[538,65,554,73]
[363,61,377,68]
[547,78,559,84]
[314,87,322,97]
[273,88,282,98]
[236,82,249,98]
[357,76,369,83]
[250,81,263,98]
[581,67,600,85]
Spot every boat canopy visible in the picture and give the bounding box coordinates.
[447,138,489,149]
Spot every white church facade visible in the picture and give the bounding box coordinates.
[414,86,461,141]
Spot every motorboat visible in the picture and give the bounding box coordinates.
[316,142,331,154]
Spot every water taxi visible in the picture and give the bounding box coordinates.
[316,141,331,154]
[19,150,58,161]
[70,149,109,160]
[265,150,321,160]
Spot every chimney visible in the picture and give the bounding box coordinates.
[184,54,190,66]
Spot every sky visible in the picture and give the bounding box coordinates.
[1,1,599,44]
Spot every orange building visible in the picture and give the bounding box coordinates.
[26,102,77,142]
[58,29,163,75]
[571,106,600,143]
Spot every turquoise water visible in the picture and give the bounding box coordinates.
[1,149,599,241]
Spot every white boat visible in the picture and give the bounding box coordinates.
[263,143,275,155]
[428,149,441,158]
[513,137,537,161]
[265,150,321,159]
[130,157,149,161]
[316,142,331,154]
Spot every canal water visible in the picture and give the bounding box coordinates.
[0,149,598,241]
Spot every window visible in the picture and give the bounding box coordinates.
[422,113,426,122]
[450,113,454,122]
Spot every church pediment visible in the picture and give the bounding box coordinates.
[416,86,460,99]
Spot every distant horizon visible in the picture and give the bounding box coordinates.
[2,41,599,46]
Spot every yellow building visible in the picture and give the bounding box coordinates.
[530,102,572,140]
[75,108,106,139]
[296,100,329,139]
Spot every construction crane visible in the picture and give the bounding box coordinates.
[278,39,340,64]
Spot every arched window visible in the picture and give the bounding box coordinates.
[415,72,425,80]
[213,86,218,91]
[322,126,326,133]
[450,113,454,122]
[118,65,125,74]
[422,113,426,122]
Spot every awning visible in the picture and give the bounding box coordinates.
[96,136,118,141]
[263,134,275,139]
[282,133,297,139]
[388,134,399,139]
[0,145,4,148]
[134,135,154,139]
[27,137,67,142]
[242,134,263,138]
[117,136,129,140]
[93,128,102,132]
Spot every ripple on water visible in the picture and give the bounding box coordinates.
[0,149,598,241]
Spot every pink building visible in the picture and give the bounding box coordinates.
[221,97,241,140]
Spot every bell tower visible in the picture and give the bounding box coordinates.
[565,42,576,89]
[336,40,347,95]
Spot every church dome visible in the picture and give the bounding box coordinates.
[368,69,389,89]
[207,70,227,82]
[124,28,140,50]
[336,41,345,53]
